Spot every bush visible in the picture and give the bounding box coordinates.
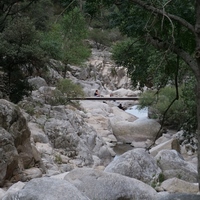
[48,79,85,106]
[56,79,85,98]
[139,85,196,131]
[89,28,124,48]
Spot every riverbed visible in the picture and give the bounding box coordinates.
[113,105,148,158]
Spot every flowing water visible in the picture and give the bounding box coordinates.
[125,105,148,119]
[113,105,148,158]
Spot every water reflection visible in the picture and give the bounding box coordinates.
[113,105,148,159]
[113,143,133,155]
[125,105,148,118]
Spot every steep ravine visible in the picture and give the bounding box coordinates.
[0,46,199,199]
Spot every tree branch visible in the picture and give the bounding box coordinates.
[145,34,198,75]
[147,55,180,150]
[129,0,195,34]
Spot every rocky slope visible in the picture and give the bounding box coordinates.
[0,46,199,199]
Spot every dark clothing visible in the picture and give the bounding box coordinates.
[118,104,125,110]
[94,90,100,97]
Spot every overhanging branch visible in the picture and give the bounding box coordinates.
[129,0,195,34]
[145,34,198,75]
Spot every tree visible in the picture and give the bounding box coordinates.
[92,0,200,189]
[61,7,90,65]
[0,14,47,102]
[0,0,53,102]
[0,0,90,102]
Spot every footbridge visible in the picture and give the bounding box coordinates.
[69,97,139,101]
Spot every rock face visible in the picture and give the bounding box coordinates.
[1,44,199,198]
[64,168,158,200]
[43,105,113,167]
[0,99,37,186]
[3,177,90,200]
[155,149,198,183]
[160,178,199,194]
[28,77,48,89]
[156,193,200,200]
[104,148,162,185]
[110,117,161,143]
[77,48,132,92]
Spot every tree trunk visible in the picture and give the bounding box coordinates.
[197,80,200,190]
[195,0,200,190]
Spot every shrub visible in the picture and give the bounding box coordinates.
[48,78,85,106]
[139,85,196,131]
[56,79,85,98]
[89,28,124,48]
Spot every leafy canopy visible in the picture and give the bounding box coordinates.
[93,0,197,132]
[0,1,90,102]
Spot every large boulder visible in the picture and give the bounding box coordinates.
[28,122,49,143]
[104,148,162,185]
[0,188,6,199]
[150,139,175,157]
[0,100,36,186]
[64,168,158,200]
[1,181,25,199]
[112,88,140,97]
[0,127,18,187]
[160,178,198,194]
[81,101,112,117]
[111,106,137,122]
[28,77,47,90]
[155,149,198,183]
[2,177,90,200]
[156,192,200,200]
[110,117,161,143]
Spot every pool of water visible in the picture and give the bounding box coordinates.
[112,105,148,159]
[125,105,148,118]
[113,143,134,156]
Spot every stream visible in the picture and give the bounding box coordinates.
[125,105,148,119]
[113,105,148,158]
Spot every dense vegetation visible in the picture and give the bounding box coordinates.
[0,0,198,133]
[89,0,200,188]
[0,0,90,102]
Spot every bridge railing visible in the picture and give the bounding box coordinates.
[68,97,139,101]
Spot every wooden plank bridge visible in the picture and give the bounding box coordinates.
[69,97,140,101]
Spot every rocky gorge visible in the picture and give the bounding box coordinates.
[0,46,200,200]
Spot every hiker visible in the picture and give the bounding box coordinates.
[118,103,125,110]
[94,90,100,97]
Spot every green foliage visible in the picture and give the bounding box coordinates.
[60,7,90,65]
[151,173,165,188]
[40,23,63,60]
[0,16,46,102]
[139,85,197,131]
[110,0,196,131]
[89,28,124,48]
[181,77,197,133]
[158,173,165,183]
[42,7,90,68]
[84,0,112,28]
[25,104,35,116]
[48,78,85,106]
[56,78,85,98]
[112,39,153,88]
[23,0,54,31]
[0,2,91,102]
[9,74,33,104]
[54,154,62,164]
